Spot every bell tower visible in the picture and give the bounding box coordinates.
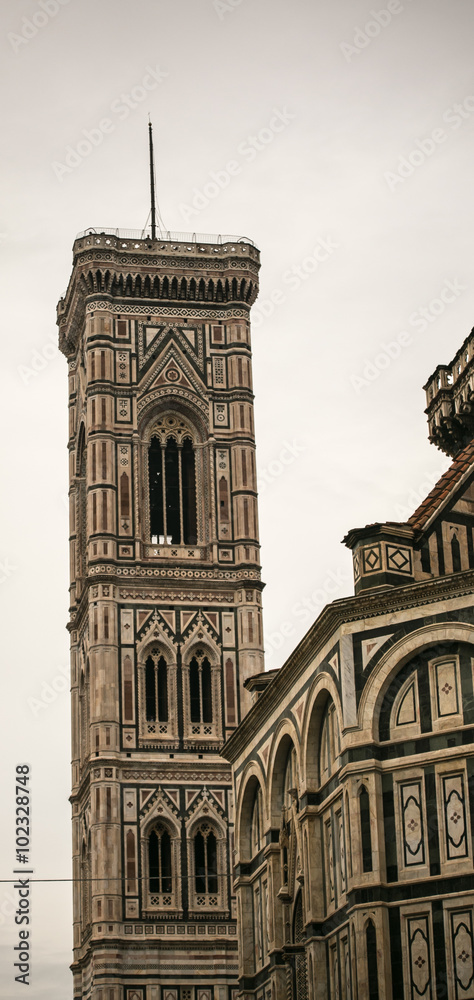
[57,227,263,1000]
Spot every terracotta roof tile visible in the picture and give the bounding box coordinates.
[408,439,474,530]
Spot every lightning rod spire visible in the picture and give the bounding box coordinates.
[148,119,157,240]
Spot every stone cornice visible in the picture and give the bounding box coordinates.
[71,754,233,805]
[68,567,264,630]
[343,521,415,550]
[73,245,260,275]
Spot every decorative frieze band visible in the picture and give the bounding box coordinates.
[85,300,250,320]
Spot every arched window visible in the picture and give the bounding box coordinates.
[190,654,212,724]
[145,653,168,723]
[194,823,218,896]
[149,824,172,898]
[148,421,197,545]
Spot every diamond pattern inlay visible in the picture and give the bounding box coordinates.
[362,544,382,574]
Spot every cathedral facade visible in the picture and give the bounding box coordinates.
[57,228,264,1000]
[224,331,474,999]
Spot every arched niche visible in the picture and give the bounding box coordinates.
[268,728,300,829]
[302,675,342,790]
[237,771,266,862]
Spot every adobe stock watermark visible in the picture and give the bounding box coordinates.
[350,278,466,392]
[51,63,168,181]
[258,440,307,495]
[392,466,447,521]
[178,107,294,223]
[28,663,69,716]
[8,0,74,54]
[265,568,351,660]
[0,557,17,584]
[251,237,340,330]
[340,0,413,62]
[17,331,59,384]
[385,95,474,191]
[213,0,246,19]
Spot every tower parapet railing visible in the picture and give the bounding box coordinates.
[424,329,474,405]
[423,329,474,456]
[75,227,256,249]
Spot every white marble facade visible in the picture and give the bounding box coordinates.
[225,383,474,1000]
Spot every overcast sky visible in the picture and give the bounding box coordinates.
[2,0,474,995]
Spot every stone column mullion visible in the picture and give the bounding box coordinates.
[158,834,162,894]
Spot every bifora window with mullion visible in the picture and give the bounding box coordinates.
[194,825,218,894]
[145,655,168,723]
[190,656,212,724]
[149,825,172,894]
[149,435,197,545]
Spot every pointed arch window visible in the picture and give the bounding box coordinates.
[190,654,212,724]
[188,820,226,914]
[148,428,197,545]
[145,653,168,723]
[194,823,218,896]
[183,646,220,743]
[149,824,172,897]
[144,820,181,912]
